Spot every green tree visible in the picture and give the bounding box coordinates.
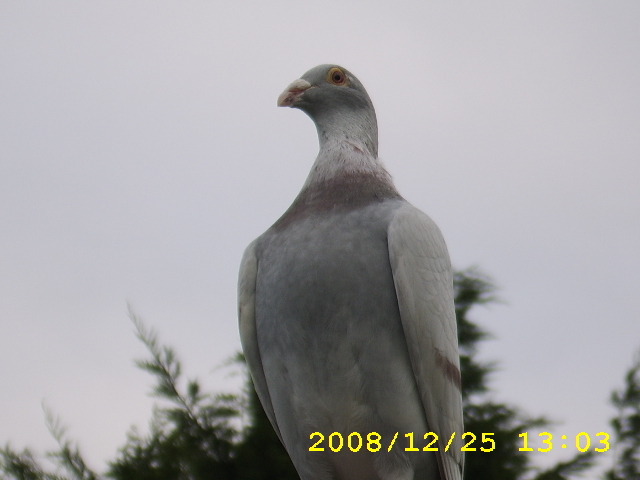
[455,268,595,480]
[1,406,99,480]
[0,269,609,480]
[605,350,640,480]
[107,309,239,480]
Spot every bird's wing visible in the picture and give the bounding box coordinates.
[238,239,284,444]
[388,204,464,480]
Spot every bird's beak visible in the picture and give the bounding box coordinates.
[277,79,313,107]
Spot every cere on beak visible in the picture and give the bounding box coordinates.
[277,78,313,107]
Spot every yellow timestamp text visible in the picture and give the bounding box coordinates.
[518,432,611,453]
[308,431,613,454]
[309,432,494,453]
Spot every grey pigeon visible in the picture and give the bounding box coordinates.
[238,65,464,480]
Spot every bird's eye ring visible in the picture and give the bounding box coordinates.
[327,67,348,86]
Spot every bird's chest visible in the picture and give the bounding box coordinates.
[253,205,420,434]
[255,207,399,339]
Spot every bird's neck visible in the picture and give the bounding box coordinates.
[315,107,378,157]
[303,112,390,188]
[303,139,388,188]
[274,139,400,231]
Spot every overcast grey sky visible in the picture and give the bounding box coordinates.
[1,1,639,477]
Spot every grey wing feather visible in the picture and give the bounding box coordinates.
[237,240,284,444]
[388,204,464,480]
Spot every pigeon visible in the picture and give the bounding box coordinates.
[238,64,464,480]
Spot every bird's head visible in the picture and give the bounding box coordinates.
[277,64,378,157]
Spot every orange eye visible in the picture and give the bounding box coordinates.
[327,67,348,86]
